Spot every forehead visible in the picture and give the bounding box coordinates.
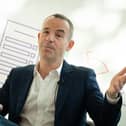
[42,16,70,31]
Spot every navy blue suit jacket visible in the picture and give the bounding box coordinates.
[0,61,122,126]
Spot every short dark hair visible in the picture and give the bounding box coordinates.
[48,13,74,40]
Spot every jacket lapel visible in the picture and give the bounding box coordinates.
[55,61,73,117]
[15,65,34,115]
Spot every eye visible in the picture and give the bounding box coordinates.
[55,32,64,39]
[56,34,62,38]
[43,30,49,34]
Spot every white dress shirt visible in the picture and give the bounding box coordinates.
[19,63,62,126]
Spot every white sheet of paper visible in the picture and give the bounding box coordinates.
[0,20,39,87]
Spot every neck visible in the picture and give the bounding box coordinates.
[38,59,62,79]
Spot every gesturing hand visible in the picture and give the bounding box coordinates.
[107,67,126,98]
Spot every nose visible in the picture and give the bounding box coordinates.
[46,33,55,42]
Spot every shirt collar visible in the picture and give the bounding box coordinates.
[34,61,63,77]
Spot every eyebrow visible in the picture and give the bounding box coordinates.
[42,27,65,34]
[56,29,65,34]
[42,27,49,31]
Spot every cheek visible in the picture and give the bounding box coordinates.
[58,45,67,53]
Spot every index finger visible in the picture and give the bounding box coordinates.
[117,67,126,76]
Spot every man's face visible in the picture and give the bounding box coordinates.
[38,16,73,63]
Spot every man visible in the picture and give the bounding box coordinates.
[0,13,126,126]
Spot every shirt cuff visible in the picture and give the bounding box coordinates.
[106,92,121,104]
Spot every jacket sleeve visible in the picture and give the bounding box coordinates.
[85,69,122,126]
[0,69,14,116]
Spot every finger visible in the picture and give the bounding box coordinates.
[117,67,126,76]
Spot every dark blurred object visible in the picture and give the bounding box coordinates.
[0,115,18,126]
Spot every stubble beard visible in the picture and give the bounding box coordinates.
[42,51,64,65]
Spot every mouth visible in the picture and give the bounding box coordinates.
[44,45,55,52]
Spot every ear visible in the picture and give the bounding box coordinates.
[37,32,41,44]
[66,40,74,51]
[38,32,41,40]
